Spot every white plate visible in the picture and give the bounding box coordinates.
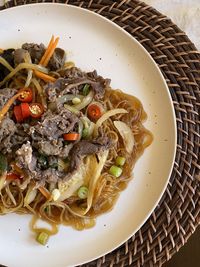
[0,3,176,267]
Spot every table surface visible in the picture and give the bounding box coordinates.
[143,0,200,50]
[0,1,199,267]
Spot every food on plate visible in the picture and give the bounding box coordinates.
[0,36,152,245]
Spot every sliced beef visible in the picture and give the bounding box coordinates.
[28,108,79,141]
[36,140,72,157]
[45,68,110,101]
[16,142,37,172]
[0,117,17,154]
[68,136,112,173]
[22,43,45,64]
[0,88,17,109]
[13,49,29,65]
[0,49,15,82]
[58,67,85,79]
[48,48,66,71]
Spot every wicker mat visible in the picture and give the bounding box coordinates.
[1,1,200,267]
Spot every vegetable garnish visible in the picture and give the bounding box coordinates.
[87,103,103,122]
[36,231,49,246]
[20,103,31,120]
[115,156,126,166]
[109,165,122,178]
[63,133,80,141]
[14,105,24,123]
[34,35,59,82]
[14,103,31,122]
[42,37,59,67]
[6,172,21,180]
[18,88,33,102]
[82,84,90,96]
[82,128,89,138]
[34,71,56,82]
[29,103,44,118]
[77,186,89,199]
[39,35,55,66]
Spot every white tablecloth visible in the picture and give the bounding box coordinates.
[1,0,200,50]
[143,0,200,50]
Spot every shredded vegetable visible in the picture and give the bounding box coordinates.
[93,108,128,136]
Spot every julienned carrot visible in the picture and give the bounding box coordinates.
[42,37,59,67]
[39,35,54,65]
[0,91,23,123]
[35,36,59,82]
[35,70,56,82]
[38,186,51,200]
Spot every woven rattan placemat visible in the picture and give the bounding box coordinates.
[1,1,200,267]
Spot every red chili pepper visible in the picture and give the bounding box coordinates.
[20,103,31,119]
[87,103,103,122]
[63,133,80,141]
[29,103,44,118]
[18,88,33,103]
[6,172,21,180]
[14,105,23,123]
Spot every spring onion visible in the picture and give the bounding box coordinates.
[36,232,49,245]
[82,128,89,138]
[72,97,81,105]
[78,186,89,199]
[109,165,122,178]
[115,156,126,166]
[82,84,90,96]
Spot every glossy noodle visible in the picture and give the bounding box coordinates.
[0,36,153,244]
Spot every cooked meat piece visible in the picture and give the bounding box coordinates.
[48,48,66,71]
[16,142,37,172]
[29,108,79,141]
[13,49,29,65]
[37,140,63,156]
[22,43,45,64]
[40,168,60,183]
[0,117,16,142]
[58,67,85,79]
[45,78,66,102]
[0,117,17,154]
[68,136,112,173]
[45,68,110,100]
[0,49,15,82]
[0,88,17,109]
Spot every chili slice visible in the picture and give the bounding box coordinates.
[6,172,21,180]
[21,103,31,119]
[63,133,80,141]
[29,103,44,118]
[14,105,24,123]
[87,103,103,122]
[18,88,33,103]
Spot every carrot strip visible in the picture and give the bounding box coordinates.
[35,70,56,82]
[39,35,54,65]
[0,92,22,123]
[42,37,59,67]
[38,186,51,200]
